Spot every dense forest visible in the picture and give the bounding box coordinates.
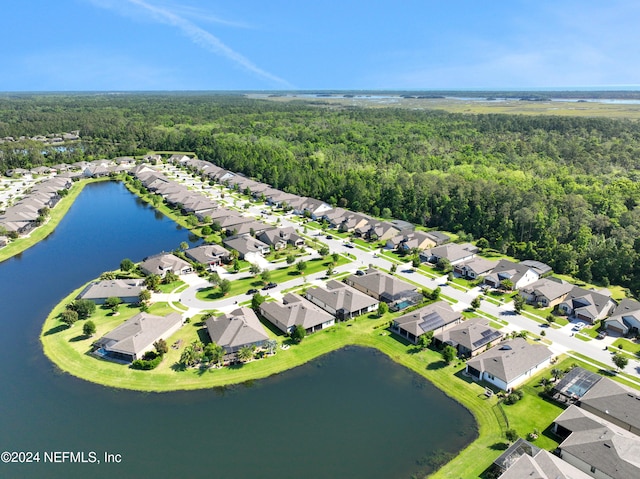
[2,94,640,294]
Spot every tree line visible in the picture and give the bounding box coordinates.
[2,94,640,294]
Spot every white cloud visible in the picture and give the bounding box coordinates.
[88,0,291,88]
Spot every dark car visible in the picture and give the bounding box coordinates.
[344,242,354,248]
[355,270,365,276]
[247,288,259,295]
[325,235,333,239]
[262,282,277,290]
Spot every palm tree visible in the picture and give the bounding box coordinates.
[237,345,255,363]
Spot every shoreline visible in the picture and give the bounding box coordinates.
[40,277,500,478]
[34,172,551,478]
[0,176,111,264]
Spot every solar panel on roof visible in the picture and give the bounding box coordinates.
[472,330,502,349]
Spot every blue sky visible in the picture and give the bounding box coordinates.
[2,0,640,91]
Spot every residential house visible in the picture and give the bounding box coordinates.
[0,236,7,247]
[465,338,553,391]
[433,317,504,357]
[454,257,496,280]
[390,219,415,233]
[419,242,479,266]
[343,267,420,306]
[484,259,540,290]
[259,293,335,335]
[77,279,145,304]
[558,286,616,324]
[223,234,270,261]
[553,405,640,479]
[230,220,270,237]
[258,227,304,250]
[363,222,400,242]
[305,280,379,320]
[185,244,231,269]
[519,277,574,308]
[577,375,640,436]
[205,307,269,355]
[604,298,640,336]
[492,438,591,479]
[94,312,183,362]
[391,301,462,344]
[167,154,191,164]
[520,260,553,277]
[140,253,192,277]
[388,230,449,252]
[292,197,333,219]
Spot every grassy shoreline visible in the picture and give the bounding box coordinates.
[40,279,564,478]
[0,177,110,264]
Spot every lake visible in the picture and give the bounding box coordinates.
[0,181,476,478]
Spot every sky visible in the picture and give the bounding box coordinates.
[2,0,640,91]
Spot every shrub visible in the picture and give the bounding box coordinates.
[131,353,162,370]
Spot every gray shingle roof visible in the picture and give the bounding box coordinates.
[77,279,144,301]
[344,268,417,302]
[434,317,503,352]
[95,312,183,358]
[579,376,640,432]
[206,307,268,352]
[466,338,552,384]
[185,244,230,264]
[260,293,334,333]
[394,301,461,337]
[306,280,379,315]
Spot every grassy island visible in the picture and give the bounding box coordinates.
[41,279,567,478]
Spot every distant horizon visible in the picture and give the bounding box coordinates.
[3,86,640,94]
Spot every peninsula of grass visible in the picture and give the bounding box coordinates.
[0,177,110,264]
[43,280,574,479]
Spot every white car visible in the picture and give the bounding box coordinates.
[573,322,586,331]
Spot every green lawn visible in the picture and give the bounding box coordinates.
[196,256,352,301]
[156,279,186,293]
[42,279,588,478]
[611,338,640,355]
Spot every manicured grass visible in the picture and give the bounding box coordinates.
[0,177,110,263]
[196,256,352,301]
[611,338,640,355]
[156,279,186,293]
[42,279,586,478]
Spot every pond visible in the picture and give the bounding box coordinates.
[0,181,476,478]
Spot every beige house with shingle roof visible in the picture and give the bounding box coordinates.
[94,312,183,362]
[77,279,145,304]
[392,301,462,344]
[433,317,503,357]
[465,338,552,391]
[260,293,335,334]
[205,307,268,354]
[305,280,378,320]
[519,277,574,308]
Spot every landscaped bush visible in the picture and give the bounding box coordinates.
[131,351,163,370]
[503,389,524,405]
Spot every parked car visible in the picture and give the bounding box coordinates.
[247,288,259,295]
[573,322,586,331]
[262,282,277,290]
[596,331,608,339]
[325,235,333,239]
[355,270,365,276]
[344,242,354,249]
